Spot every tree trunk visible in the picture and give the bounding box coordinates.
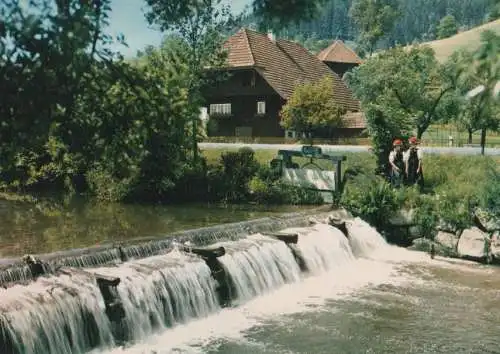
[480,128,486,155]
[468,129,473,144]
[417,128,424,140]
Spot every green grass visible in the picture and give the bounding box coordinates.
[421,124,500,147]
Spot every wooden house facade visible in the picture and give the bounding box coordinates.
[203,29,366,138]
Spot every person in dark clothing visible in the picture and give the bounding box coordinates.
[388,139,405,188]
[405,136,424,189]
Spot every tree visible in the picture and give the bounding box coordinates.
[280,77,345,143]
[454,30,500,154]
[253,0,328,30]
[436,14,458,39]
[143,0,237,162]
[346,45,460,175]
[349,0,400,56]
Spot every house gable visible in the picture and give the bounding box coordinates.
[317,40,363,65]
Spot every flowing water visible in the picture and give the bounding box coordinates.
[2,215,500,354]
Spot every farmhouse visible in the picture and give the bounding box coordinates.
[203,28,366,139]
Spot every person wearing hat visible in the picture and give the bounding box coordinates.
[389,139,405,187]
[404,136,424,189]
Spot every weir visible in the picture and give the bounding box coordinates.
[0,208,390,354]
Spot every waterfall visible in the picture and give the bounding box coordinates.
[0,211,395,354]
[0,274,114,354]
[284,224,355,274]
[91,250,220,342]
[216,235,302,303]
[346,217,389,257]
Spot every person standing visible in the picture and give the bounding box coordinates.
[405,136,424,189]
[389,139,405,187]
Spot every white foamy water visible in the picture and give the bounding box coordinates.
[214,234,302,303]
[2,216,451,354]
[98,218,418,354]
[282,223,354,274]
[0,274,114,354]
[90,250,220,341]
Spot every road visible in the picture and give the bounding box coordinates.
[200,143,500,156]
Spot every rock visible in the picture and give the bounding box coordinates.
[434,231,460,251]
[409,225,423,239]
[457,227,489,259]
[490,231,500,260]
[408,238,433,252]
[389,209,416,226]
[436,219,460,234]
[474,208,500,232]
[327,208,353,221]
[408,237,457,258]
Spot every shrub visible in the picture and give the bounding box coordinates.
[341,173,400,230]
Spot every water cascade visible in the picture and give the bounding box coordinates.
[214,234,302,304]
[0,209,392,354]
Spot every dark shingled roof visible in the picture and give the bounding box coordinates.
[223,28,361,112]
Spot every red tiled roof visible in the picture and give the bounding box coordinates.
[223,28,360,111]
[342,111,366,129]
[317,40,363,64]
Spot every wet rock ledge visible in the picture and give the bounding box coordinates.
[390,207,500,263]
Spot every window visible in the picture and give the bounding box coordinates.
[285,130,297,139]
[257,101,266,115]
[209,103,231,115]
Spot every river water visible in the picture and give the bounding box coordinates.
[0,200,311,257]
[98,225,500,354]
[2,204,500,354]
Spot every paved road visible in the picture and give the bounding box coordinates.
[200,143,500,156]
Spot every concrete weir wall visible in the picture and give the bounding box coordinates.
[0,206,338,288]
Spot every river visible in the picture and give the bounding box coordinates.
[0,199,312,258]
[96,223,500,354]
[2,207,500,354]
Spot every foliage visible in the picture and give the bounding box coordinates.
[346,45,460,174]
[280,77,346,140]
[206,147,323,205]
[252,0,328,30]
[340,152,500,242]
[266,0,492,52]
[349,0,400,55]
[446,30,500,151]
[143,0,238,161]
[437,15,459,39]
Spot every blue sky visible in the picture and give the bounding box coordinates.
[107,0,249,58]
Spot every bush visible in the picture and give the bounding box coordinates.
[248,176,324,205]
[341,173,400,229]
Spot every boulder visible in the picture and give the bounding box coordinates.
[409,225,423,239]
[434,231,460,251]
[436,219,461,234]
[328,208,353,221]
[389,209,416,226]
[490,231,500,260]
[408,237,457,257]
[457,227,489,259]
[473,208,500,232]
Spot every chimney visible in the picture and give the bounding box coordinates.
[267,31,275,43]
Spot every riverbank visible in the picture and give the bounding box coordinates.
[203,148,500,262]
[1,148,498,261]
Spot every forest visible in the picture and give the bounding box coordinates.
[243,0,498,54]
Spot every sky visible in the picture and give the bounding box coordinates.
[107,0,249,58]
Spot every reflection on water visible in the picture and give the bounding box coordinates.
[0,199,312,257]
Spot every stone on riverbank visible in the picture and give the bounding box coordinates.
[409,237,458,257]
[473,208,500,233]
[435,231,460,251]
[457,227,489,259]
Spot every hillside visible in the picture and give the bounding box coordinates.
[422,19,500,62]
